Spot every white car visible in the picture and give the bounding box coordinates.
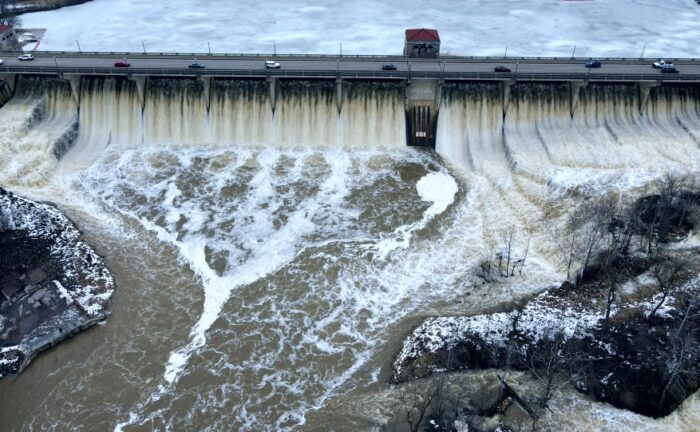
[0,59,3,66]
[18,54,34,61]
[265,60,281,69]
[653,59,673,69]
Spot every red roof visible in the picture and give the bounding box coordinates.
[405,28,440,42]
[0,25,12,33]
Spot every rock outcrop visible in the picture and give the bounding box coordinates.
[0,187,114,378]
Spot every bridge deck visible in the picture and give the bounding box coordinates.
[2,52,700,83]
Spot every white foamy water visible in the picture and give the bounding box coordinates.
[19,0,700,58]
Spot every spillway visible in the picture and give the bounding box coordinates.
[436,82,700,190]
[28,76,408,170]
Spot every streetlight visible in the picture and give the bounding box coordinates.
[53,56,58,71]
[640,44,646,60]
[571,45,576,59]
[142,40,146,54]
[207,41,211,55]
[504,43,508,58]
[75,40,82,53]
[273,41,276,56]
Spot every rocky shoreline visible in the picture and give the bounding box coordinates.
[392,184,700,428]
[0,187,114,378]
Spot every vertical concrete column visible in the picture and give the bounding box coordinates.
[129,76,148,111]
[501,81,513,117]
[569,80,587,117]
[638,81,659,115]
[405,78,440,147]
[335,78,343,114]
[65,74,82,108]
[435,79,444,111]
[199,76,212,111]
[267,77,278,114]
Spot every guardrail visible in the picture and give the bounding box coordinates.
[2,50,700,64]
[2,65,700,83]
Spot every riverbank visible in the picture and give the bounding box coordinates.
[0,187,114,378]
[391,186,700,429]
[1,0,92,17]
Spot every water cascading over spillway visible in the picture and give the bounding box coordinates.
[56,76,407,171]
[436,82,700,190]
[0,77,77,187]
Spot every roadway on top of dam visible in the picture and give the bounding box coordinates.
[2,52,700,82]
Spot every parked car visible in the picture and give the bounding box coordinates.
[114,59,131,67]
[265,60,281,69]
[494,65,511,72]
[189,59,205,69]
[585,60,602,68]
[18,54,34,61]
[660,65,679,73]
[653,59,673,69]
[382,63,397,71]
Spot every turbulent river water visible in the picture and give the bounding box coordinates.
[0,77,699,431]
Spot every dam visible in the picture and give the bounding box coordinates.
[2,52,700,150]
[1,52,700,431]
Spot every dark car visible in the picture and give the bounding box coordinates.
[585,60,602,68]
[494,65,511,73]
[660,66,679,73]
[114,59,131,67]
[382,63,397,71]
[189,60,205,69]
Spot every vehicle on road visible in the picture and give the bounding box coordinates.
[585,60,602,68]
[382,63,397,71]
[660,65,679,73]
[18,54,34,61]
[189,59,205,69]
[114,59,131,67]
[0,59,3,66]
[265,60,281,69]
[653,59,673,69]
[494,65,511,72]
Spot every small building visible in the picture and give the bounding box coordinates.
[404,28,440,58]
[0,25,17,50]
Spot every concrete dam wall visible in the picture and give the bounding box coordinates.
[0,75,699,188]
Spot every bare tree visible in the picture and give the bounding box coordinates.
[398,374,446,432]
[520,331,574,410]
[648,254,686,320]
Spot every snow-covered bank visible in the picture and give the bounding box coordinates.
[0,187,115,378]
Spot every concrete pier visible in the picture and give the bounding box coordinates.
[405,78,440,147]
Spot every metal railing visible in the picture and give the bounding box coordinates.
[2,65,700,83]
[2,50,700,64]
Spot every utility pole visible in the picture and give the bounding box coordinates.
[571,45,576,59]
[53,56,58,71]
[207,41,211,55]
[340,42,343,57]
[504,43,508,58]
[75,40,82,53]
[640,44,646,59]
[273,41,276,56]
[142,41,146,54]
